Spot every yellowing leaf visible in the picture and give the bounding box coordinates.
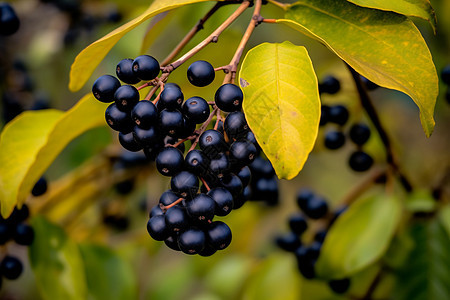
[69,0,213,92]
[239,42,320,180]
[0,95,107,218]
[281,0,438,136]
[30,216,87,300]
[346,0,436,32]
[316,194,402,279]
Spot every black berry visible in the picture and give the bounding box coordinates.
[349,123,371,145]
[0,256,23,280]
[206,221,232,250]
[0,3,20,35]
[319,76,340,94]
[31,177,47,197]
[328,278,351,294]
[105,103,133,133]
[92,75,121,103]
[13,223,34,245]
[147,215,168,241]
[178,228,206,255]
[182,96,210,124]
[324,131,346,150]
[207,187,234,217]
[156,147,184,176]
[116,58,140,84]
[160,87,184,111]
[171,171,199,199]
[187,60,215,87]
[131,100,157,129]
[114,85,140,111]
[329,105,349,126]
[132,55,160,80]
[349,151,374,172]
[214,84,243,112]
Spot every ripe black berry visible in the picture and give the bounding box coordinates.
[31,177,47,197]
[147,215,168,241]
[179,117,197,139]
[0,256,23,280]
[92,75,121,103]
[118,132,142,152]
[164,235,181,251]
[178,228,206,255]
[160,87,184,111]
[206,221,232,250]
[187,60,215,87]
[186,193,216,223]
[207,187,234,216]
[441,65,450,85]
[229,141,257,167]
[233,186,250,209]
[114,85,140,111]
[164,83,181,90]
[165,206,189,233]
[199,129,227,159]
[328,278,351,294]
[236,166,251,187]
[249,157,275,179]
[132,126,158,146]
[224,112,249,141]
[220,174,243,199]
[156,147,184,176]
[105,103,133,133]
[208,153,230,180]
[302,195,328,219]
[159,109,183,137]
[149,205,164,218]
[288,213,308,235]
[275,232,301,252]
[132,55,160,80]
[349,151,374,172]
[159,190,181,207]
[185,150,210,176]
[324,131,346,150]
[319,76,340,94]
[214,84,243,112]
[13,223,34,245]
[116,59,140,84]
[131,100,157,129]
[0,223,11,245]
[171,171,199,199]
[182,96,210,124]
[329,105,349,126]
[296,189,314,211]
[349,123,371,145]
[252,177,278,205]
[0,3,20,35]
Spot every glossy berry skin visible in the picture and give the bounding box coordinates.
[220,174,243,199]
[164,136,186,153]
[199,244,217,257]
[182,96,210,124]
[288,213,308,235]
[199,129,227,159]
[132,55,160,80]
[206,221,232,250]
[229,141,257,167]
[328,278,351,294]
[31,177,47,197]
[186,194,216,224]
[92,75,121,103]
[105,103,132,133]
[441,65,450,85]
[165,206,189,233]
[349,123,371,145]
[178,228,206,255]
[149,205,164,218]
[319,76,340,94]
[233,186,250,209]
[159,190,181,207]
[252,177,278,205]
[208,153,230,180]
[184,150,210,176]
[214,84,243,112]
[118,132,142,152]
[187,60,215,87]
[147,215,168,241]
[296,188,315,211]
[13,223,34,245]
[236,166,251,187]
[0,256,23,280]
[171,171,199,199]
[324,131,346,150]
[164,83,181,90]
[114,85,140,111]
[160,87,184,111]
[249,157,275,179]
[207,187,234,216]
[275,232,301,252]
[329,105,349,126]
[349,151,374,172]
[131,100,157,129]
[179,117,197,139]
[303,195,328,219]
[224,112,249,141]
[116,58,140,84]
[0,3,20,35]
[164,235,181,251]
[159,109,183,137]
[156,147,184,176]
[132,126,158,146]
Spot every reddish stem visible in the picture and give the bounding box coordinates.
[200,177,211,191]
[160,197,184,212]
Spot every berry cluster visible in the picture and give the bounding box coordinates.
[92,55,264,255]
[275,189,350,295]
[247,154,279,206]
[441,65,450,104]
[0,205,34,289]
[0,2,20,36]
[319,76,374,173]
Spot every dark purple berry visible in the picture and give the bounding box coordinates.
[288,213,308,235]
[328,278,351,294]
[156,147,184,176]
[13,223,34,245]
[186,193,216,224]
[208,153,230,180]
[160,87,184,111]
[229,141,257,167]
[147,215,168,241]
[164,235,181,251]
[159,109,183,137]
[224,112,249,141]
[132,126,158,146]
[303,195,328,219]
[220,174,243,199]
[118,132,142,152]
[236,166,251,187]
[207,187,233,216]
[182,96,210,124]
[206,221,232,250]
[187,60,215,87]
[116,59,140,84]
[0,223,11,245]
[159,190,181,207]
[320,105,330,126]
[349,123,371,145]
[131,100,157,129]
[132,55,160,80]
[0,3,20,35]
[171,171,199,199]
[199,129,227,159]
[114,85,140,111]
[0,256,22,280]
[178,228,206,255]
[329,105,349,126]
[214,84,243,112]
[92,75,120,103]
[105,103,133,133]
[275,232,301,252]
[349,151,374,172]
[165,206,189,233]
[319,76,340,94]
[185,150,210,176]
[31,177,47,197]
[296,188,314,211]
[324,131,346,150]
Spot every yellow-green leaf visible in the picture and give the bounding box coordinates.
[316,194,402,279]
[346,0,436,32]
[69,0,213,92]
[280,0,438,136]
[30,216,87,300]
[239,41,320,180]
[80,244,137,300]
[0,95,107,218]
[140,11,176,55]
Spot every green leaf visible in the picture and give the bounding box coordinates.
[243,254,301,300]
[79,244,137,300]
[439,204,450,238]
[405,189,436,213]
[280,0,438,137]
[316,194,402,279]
[239,41,320,180]
[345,0,436,32]
[393,220,450,300]
[69,0,212,92]
[29,216,87,300]
[0,94,107,218]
